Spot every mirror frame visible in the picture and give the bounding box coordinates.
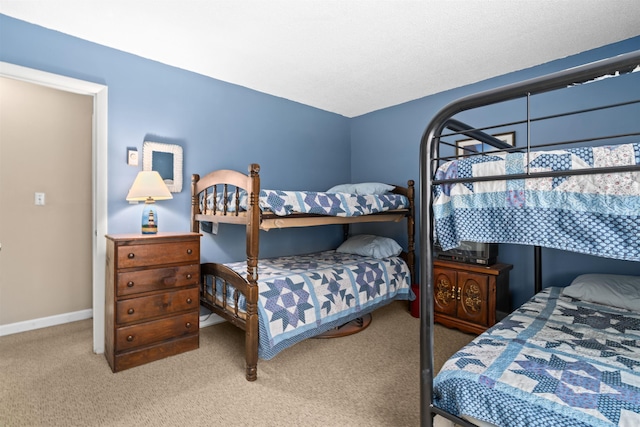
[142,141,183,193]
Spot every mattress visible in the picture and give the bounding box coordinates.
[434,287,640,427]
[433,142,640,261]
[204,250,413,359]
[205,188,409,217]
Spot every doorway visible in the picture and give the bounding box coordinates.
[0,62,108,353]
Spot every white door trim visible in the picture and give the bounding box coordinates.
[0,62,108,353]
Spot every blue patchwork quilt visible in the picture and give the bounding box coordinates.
[206,189,408,217]
[434,287,640,427]
[433,142,640,261]
[206,251,413,359]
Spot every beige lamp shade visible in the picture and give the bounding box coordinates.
[126,171,173,202]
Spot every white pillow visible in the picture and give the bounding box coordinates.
[326,182,395,195]
[562,273,640,311]
[326,183,356,193]
[336,234,403,259]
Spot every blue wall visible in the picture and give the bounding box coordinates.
[0,14,351,263]
[351,37,640,307]
[2,14,638,307]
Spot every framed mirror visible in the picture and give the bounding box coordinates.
[142,141,183,193]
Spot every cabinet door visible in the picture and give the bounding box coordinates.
[456,272,488,325]
[433,268,457,316]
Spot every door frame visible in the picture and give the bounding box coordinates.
[0,62,108,353]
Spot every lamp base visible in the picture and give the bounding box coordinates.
[141,203,158,234]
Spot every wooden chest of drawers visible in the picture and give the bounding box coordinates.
[433,259,512,335]
[105,232,201,372]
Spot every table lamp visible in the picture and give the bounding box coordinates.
[126,171,173,234]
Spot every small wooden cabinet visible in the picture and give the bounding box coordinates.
[105,232,201,372]
[433,259,512,334]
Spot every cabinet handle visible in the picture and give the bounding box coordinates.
[186,298,192,304]
[128,253,135,259]
[127,281,134,288]
[456,286,461,301]
[187,249,193,255]
[127,308,134,315]
[186,274,192,279]
[185,322,192,329]
[126,335,134,342]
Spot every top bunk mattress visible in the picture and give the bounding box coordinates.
[205,188,409,217]
[433,142,640,261]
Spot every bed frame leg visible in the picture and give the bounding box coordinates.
[245,365,257,381]
[245,298,259,381]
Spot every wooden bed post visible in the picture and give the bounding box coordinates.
[244,163,261,381]
[190,174,200,233]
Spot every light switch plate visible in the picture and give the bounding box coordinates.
[127,148,139,166]
[35,192,45,206]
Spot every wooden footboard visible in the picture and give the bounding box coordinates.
[200,262,259,381]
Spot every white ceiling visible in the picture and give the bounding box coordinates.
[2,1,640,117]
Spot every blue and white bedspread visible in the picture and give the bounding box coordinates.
[206,189,408,217]
[209,251,413,360]
[433,142,640,261]
[434,287,640,427]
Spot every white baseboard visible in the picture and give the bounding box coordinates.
[0,308,224,337]
[0,308,93,337]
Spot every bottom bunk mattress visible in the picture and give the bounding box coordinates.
[204,250,413,360]
[434,287,640,427]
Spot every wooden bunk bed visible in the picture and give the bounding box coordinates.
[419,50,640,426]
[190,164,415,381]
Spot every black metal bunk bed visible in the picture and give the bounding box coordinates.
[419,50,640,427]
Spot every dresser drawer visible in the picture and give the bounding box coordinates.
[105,232,201,372]
[115,311,198,351]
[113,335,199,372]
[116,287,199,324]
[116,264,199,296]
[117,240,199,269]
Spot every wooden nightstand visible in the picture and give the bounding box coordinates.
[433,259,512,334]
[104,232,201,372]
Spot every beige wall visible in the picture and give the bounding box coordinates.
[0,77,93,325]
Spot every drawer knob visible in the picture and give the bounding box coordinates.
[127,281,134,288]
[187,249,193,255]
[127,253,135,259]
[186,298,192,304]
[186,274,192,280]
[185,322,192,329]
[127,308,134,315]
[126,335,134,342]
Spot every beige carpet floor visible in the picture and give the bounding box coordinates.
[0,301,474,427]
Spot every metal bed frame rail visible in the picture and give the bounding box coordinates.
[418,49,640,427]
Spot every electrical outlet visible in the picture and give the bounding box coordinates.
[35,192,45,206]
[127,149,139,166]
